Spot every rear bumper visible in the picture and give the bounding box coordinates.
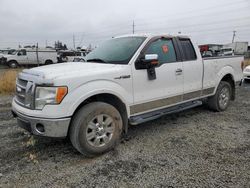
[12,109,71,138]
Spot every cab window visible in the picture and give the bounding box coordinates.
[145,38,177,65]
[179,39,197,61]
[18,50,27,56]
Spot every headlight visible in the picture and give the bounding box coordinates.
[244,69,250,72]
[35,86,68,110]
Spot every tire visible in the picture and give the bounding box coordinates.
[207,81,232,112]
[8,60,19,68]
[45,60,53,65]
[69,102,123,157]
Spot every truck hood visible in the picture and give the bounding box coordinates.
[21,62,125,83]
[2,54,13,58]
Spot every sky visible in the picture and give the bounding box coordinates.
[0,0,249,49]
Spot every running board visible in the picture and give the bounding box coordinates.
[129,100,202,125]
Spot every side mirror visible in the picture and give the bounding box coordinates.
[17,52,21,56]
[136,54,159,80]
[138,54,159,69]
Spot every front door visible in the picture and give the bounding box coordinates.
[131,37,184,115]
[16,49,28,64]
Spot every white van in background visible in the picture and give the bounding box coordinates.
[2,48,58,68]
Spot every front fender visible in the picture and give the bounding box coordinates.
[65,80,133,117]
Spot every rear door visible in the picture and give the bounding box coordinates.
[131,37,184,115]
[177,38,203,101]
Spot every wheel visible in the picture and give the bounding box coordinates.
[8,60,18,68]
[207,81,232,112]
[45,60,53,65]
[69,102,123,157]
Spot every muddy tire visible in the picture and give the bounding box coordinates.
[8,60,19,68]
[69,102,123,157]
[207,81,232,112]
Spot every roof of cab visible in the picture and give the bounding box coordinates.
[114,33,190,39]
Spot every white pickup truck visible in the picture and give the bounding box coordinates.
[12,34,243,156]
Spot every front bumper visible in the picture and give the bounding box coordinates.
[0,57,7,65]
[12,109,71,138]
[243,72,250,80]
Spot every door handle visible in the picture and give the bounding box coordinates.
[175,68,183,75]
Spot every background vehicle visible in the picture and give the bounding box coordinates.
[201,50,213,57]
[57,51,86,63]
[243,65,250,81]
[0,48,16,57]
[218,47,234,56]
[224,42,248,55]
[12,34,243,157]
[73,57,85,62]
[2,48,57,68]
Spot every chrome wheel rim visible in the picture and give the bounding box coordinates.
[219,87,230,109]
[86,114,115,147]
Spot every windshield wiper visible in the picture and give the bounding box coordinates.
[86,58,107,63]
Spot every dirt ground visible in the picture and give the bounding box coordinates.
[0,84,250,188]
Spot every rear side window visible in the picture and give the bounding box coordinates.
[145,38,177,65]
[179,39,197,61]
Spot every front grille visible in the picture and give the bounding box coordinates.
[0,57,7,64]
[15,77,34,109]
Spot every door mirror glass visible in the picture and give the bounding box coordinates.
[145,54,158,62]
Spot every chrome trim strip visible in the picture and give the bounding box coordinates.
[202,87,215,96]
[130,87,215,115]
[130,95,182,115]
[183,90,201,101]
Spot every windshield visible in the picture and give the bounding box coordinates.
[10,50,17,55]
[85,37,146,64]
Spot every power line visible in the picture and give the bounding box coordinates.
[133,0,248,23]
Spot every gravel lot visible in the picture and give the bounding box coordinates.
[0,84,250,188]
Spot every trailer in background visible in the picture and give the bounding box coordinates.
[224,42,248,55]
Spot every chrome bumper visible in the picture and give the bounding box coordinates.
[12,109,71,138]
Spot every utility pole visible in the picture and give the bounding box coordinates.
[132,20,135,34]
[73,34,75,49]
[36,42,39,66]
[232,30,236,43]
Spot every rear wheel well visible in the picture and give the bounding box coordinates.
[70,93,128,135]
[221,74,235,100]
